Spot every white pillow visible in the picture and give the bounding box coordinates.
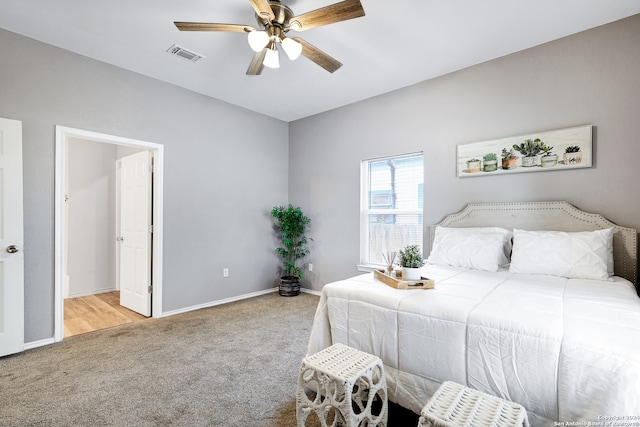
[509,228,614,280]
[428,226,513,272]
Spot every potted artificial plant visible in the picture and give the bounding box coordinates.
[271,204,311,297]
[563,145,582,165]
[398,244,425,280]
[483,153,498,172]
[513,138,543,167]
[501,148,518,170]
[540,143,558,167]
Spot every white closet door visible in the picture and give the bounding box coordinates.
[118,151,152,317]
[0,117,24,357]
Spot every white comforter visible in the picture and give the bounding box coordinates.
[307,265,640,425]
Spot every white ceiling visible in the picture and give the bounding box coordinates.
[1,0,639,122]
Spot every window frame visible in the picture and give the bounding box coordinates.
[358,152,424,271]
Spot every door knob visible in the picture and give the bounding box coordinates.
[6,245,19,254]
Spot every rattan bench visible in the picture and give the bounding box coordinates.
[418,381,529,427]
[296,343,388,427]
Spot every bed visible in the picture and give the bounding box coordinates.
[306,201,640,426]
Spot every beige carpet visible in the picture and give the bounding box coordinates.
[0,291,418,426]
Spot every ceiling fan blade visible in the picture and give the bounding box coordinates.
[250,0,275,21]
[288,0,365,31]
[174,22,255,32]
[293,37,342,73]
[246,49,267,75]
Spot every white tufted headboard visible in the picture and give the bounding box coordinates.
[430,201,638,287]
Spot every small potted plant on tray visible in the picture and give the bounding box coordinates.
[398,244,425,281]
[271,204,311,297]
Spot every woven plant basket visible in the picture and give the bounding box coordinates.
[279,276,301,297]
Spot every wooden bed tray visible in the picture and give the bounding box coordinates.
[374,269,435,290]
[429,201,638,287]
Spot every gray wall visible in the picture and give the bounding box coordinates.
[0,28,288,342]
[289,14,640,291]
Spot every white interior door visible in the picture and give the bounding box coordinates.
[118,151,152,316]
[0,117,24,357]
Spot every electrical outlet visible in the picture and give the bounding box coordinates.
[308,263,313,272]
[223,268,229,278]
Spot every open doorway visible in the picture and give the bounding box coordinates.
[54,127,164,342]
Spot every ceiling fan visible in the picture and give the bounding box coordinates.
[174,0,365,75]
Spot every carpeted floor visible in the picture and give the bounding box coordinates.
[0,291,419,426]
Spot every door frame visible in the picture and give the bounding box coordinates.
[54,126,164,342]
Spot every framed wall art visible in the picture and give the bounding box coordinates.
[457,125,592,177]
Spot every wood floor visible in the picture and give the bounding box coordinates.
[64,291,147,338]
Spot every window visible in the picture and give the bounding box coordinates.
[360,152,424,267]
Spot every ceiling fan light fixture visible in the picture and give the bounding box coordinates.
[281,37,302,60]
[263,43,280,68]
[174,0,366,75]
[248,30,270,52]
[289,21,302,31]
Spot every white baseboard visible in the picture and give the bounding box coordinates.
[161,288,278,317]
[24,337,56,351]
[301,288,322,296]
[67,287,117,299]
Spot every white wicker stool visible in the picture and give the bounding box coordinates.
[418,381,529,427]
[296,343,388,427]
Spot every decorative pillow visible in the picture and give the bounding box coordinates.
[428,226,513,272]
[509,228,614,280]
